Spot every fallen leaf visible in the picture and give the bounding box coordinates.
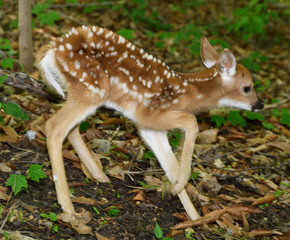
[251,194,277,206]
[144,175,161,186]
[0,163,12,172]
[196,128,218,144]
[0,126,18,143]
[132,190,145,202]
[0,190,9,200]
[72,196,96,206]
[226,204,262,216]
[95,232,111,240]
[107,164,124,180]
[172,212,188,221]
[218,194,241,203]
[249,228,283,236]
[58,209,93,235]
[171,208,227,229]
[267,141,290,154]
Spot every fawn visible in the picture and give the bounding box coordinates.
[37,26,264,223]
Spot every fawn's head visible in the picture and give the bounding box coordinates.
[200,37,264,112]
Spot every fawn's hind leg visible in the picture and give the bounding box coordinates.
[68,126,109,182]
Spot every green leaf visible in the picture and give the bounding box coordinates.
[0,115,4,125]
[1,102,29,120]
[32,3,50,14]
[0,74,7,85]
[280,108,290,127]
[52,225,59,232]
[79,121,89,132]
[28,164,47,182]
[271,109,280,118]
[191,172,200,180]
[1,58,14,69]
[210,115,226,127]
[154,223,163,239]
[6,174,27,195]
[108,207,120,217]
[228,111,247,127]
[117,28,134,40]
[143,150,155,159]
[262,122,274,130]
[244,111,264,121]
[40,213,47,218]
[48,212,58,222]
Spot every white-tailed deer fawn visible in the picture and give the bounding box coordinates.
[37,26,264,223]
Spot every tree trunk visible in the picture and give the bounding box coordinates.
[18,0,33,73]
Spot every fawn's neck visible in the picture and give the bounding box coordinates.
[178,67,224,113]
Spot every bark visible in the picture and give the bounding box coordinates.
[18,0,34,73]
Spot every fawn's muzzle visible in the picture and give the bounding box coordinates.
[251,97,264,112]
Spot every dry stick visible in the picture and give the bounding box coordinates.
[0,177,18,231]
[192,147,250,167]
[127,141,142,181]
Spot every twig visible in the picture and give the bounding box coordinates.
[124,169,164,175]
[192,147,250,167]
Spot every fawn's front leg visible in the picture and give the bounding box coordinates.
[139,111,200,220]
[171,115,199,195]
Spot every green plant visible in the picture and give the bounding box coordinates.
[0,74,29,124]
[154,223,173,240]
[185,230,196,239]
[273,189,285,198]
[168,131,183,149]
[211,109,275,130]
[40,212,58,232]
[137,181,155,189]
[143,150,155,159]
[93,207,101,215]
[6,164,46,195]
[79,121,89,132]
[0,38,20,70]
[210,115,226,127]
[228,111,247,127]
[32,0,60,26]
[270,108,290,128]
[190,172,200,180]
[40,212,58,222]
[228,0,278,41]
[28,164,47,182]
[154,223,163,239]
[241,51,267,73]
[117,28,135,41]
[108,206,120,217]
[259,203,269,209]
[6,174,27,195]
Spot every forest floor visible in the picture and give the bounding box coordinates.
[0,1,289,240]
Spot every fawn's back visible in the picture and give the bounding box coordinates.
[37,26,192,122]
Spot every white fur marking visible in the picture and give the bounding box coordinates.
[218,97,251,110]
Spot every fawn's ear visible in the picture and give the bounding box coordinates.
[217,49,236,79]
[200,37,219,68]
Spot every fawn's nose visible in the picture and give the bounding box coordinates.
[251,97,264,112]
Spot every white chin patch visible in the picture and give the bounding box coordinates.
[218,97,251,110]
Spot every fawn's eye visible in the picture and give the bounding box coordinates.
[243,86,252,95]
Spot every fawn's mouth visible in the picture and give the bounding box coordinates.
[251,98,264,112]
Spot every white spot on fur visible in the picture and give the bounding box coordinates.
[58,45,64,51]
[74,61,80,70]
[196,94,203,99]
